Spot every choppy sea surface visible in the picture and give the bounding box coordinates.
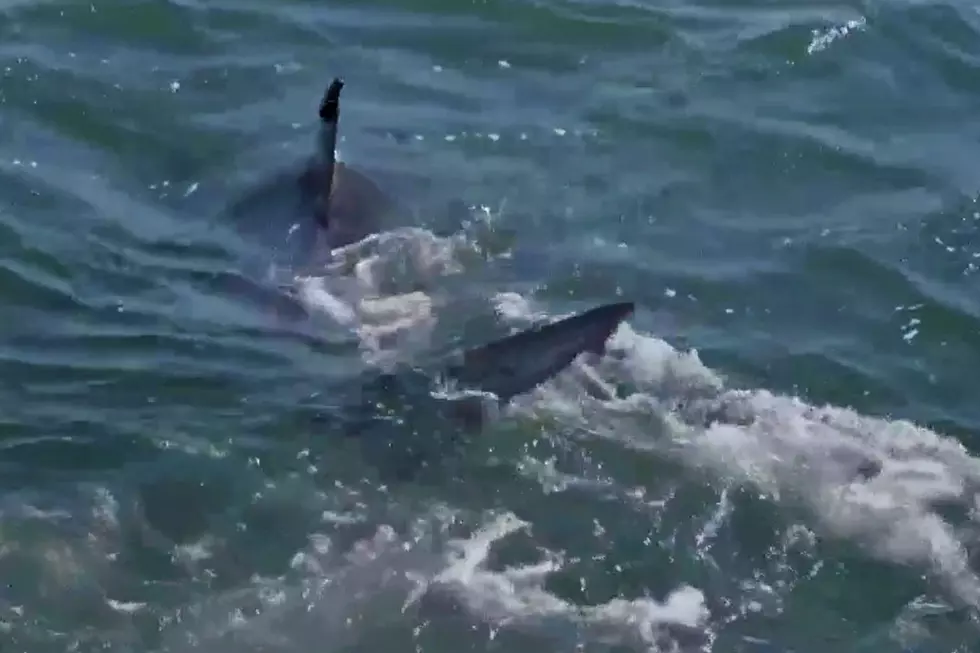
[2,0,980,651]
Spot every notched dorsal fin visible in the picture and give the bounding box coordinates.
[319,78,344,124]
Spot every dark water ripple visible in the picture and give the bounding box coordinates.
[2,0,980,651]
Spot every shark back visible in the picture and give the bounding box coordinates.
[224,78,395,271]
[302,161,396,252]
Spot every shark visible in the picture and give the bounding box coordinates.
[216,77,637,471]
[217,81,889,488]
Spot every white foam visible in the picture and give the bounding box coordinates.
[144,504,708,653]
[493,294,980,611]
[807,17,867,56]
[425,513,710,648]
[293,225,501,366]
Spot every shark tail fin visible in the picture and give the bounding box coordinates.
[444,301,635,403]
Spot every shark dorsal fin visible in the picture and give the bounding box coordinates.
[314,78,344,233]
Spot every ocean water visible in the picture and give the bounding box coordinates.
[1,0,979,651]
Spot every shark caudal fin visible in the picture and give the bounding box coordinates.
[441,301,635,403]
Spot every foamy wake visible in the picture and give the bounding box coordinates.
[497,301,980,616]
[150,509,708,653]
[419,513,709,648]
[294,223,980,614]
[0,487,708,652]
[292,225,478,367]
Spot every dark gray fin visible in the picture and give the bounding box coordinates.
[442,301,635,403]
[314,77,344,232]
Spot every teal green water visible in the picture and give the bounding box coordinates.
[2,0,980,651]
